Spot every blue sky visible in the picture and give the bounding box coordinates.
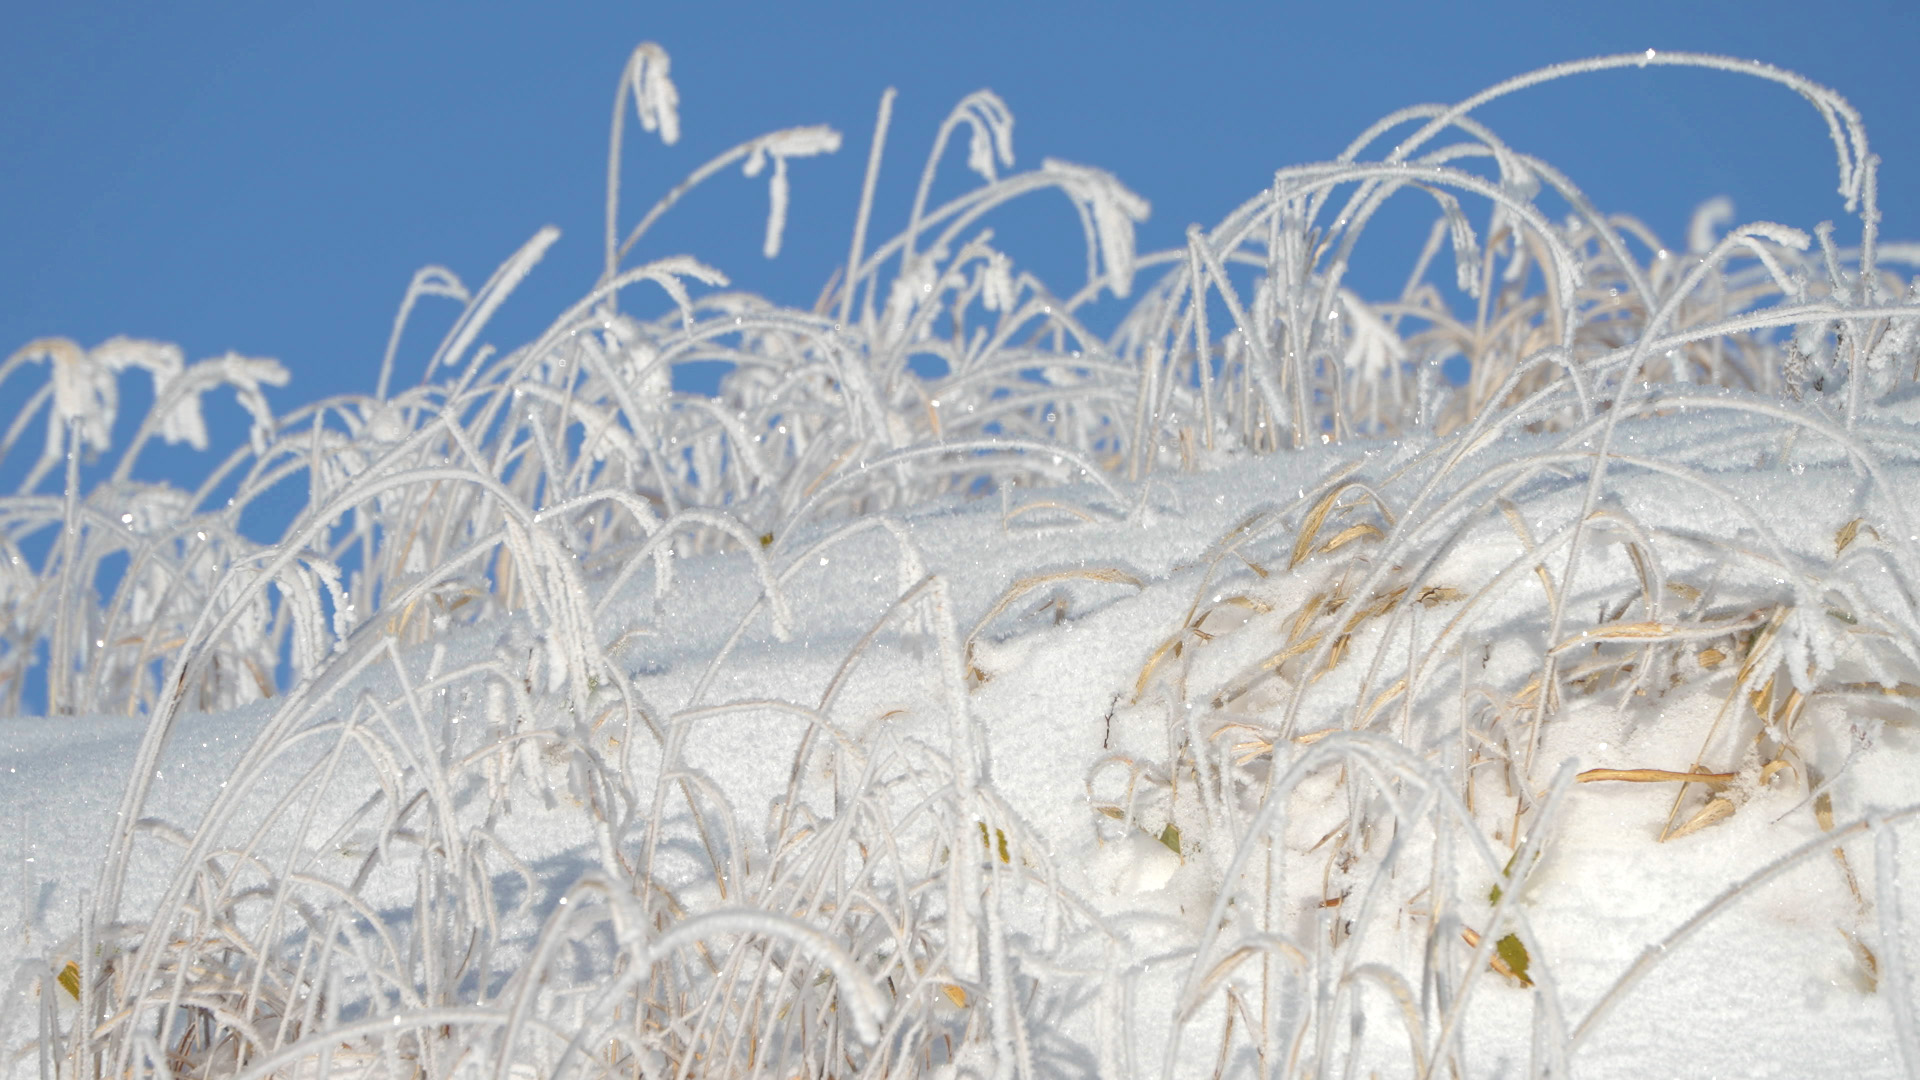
[6,2,1916,413]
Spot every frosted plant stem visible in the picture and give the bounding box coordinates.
[1874,819,1920,1079]
[1184,227,1217,449]
[71,890,92,1080]
[1388,53,1869,213]
[15,807,27,949]
[37,959,56,1080]
[429,226,560,384]
[50,420,80,716]
[603,47,639,308]
[843,89,897,331]
[377,266,469,400]
[1187,225,1287,451]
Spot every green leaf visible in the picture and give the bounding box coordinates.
[1158,823,1182,856]
[1495,933,1532,987]
[1489,845,1532,905]
[979,822,1010,863]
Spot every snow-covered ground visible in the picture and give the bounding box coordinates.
[5,41,1920,1080]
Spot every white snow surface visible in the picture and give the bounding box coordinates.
[6,424,1919,1079]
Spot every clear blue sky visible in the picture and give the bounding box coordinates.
[6,2,1915,413]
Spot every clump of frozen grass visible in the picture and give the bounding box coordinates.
[6,41,1920,1080]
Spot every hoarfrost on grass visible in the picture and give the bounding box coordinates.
[4,39,1920,1080]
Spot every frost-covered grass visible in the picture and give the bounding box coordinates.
[4,42,1920,1079]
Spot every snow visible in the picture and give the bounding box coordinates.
[8,434,1919,1077]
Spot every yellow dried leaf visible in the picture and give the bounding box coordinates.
[1623,540,1654,606]
[1555,620,1668,647]
[1698,647,1726,669]
[1234,739,1276,764]
[1578,767,1736,786]
[1290,486,1348,570]
[1417,586,1465,607]
[1550,610,1767,653]
[1843,930,1880,991]
[1666,581,1701,602]
[1341,586,1408,634]
[1319,633,1351,675]
[57,962,80,1001]
[1318,522,1383,555]
[1664,796,1735,841]
[1361,678,1407,726]
[1497,498,1533,545]
[1836,517,1863,554]
[1224,594,1272,612]
[1285,593,1325,645]
[974,568,1145,651]
[1508,675,1542,710]
[1532,563,1559,610]
[1213,721,1280,761]
[942,984,969,1008]
[1261,632,1324,672]
[1133,634,1184,701]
